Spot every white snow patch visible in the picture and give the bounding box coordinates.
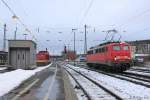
[67,72,88,100]
[132,66,150,70]
[66,67,116,100]
[67,64,150,100]
[0,63,52,97]
[126,70,150,77]
[0,67,6,71]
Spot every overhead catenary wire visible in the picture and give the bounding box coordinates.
[0,0,37,41]
[79,0,94,26]
[116,7,150,37]
[17,0,28,16]
[1,0,16,15]
[119,8,150,28]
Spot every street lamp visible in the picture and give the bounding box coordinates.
[12,15,19,21]
[12,15,18,40]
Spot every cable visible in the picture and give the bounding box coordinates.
[17,0,28,16]
[130,26,150,35]
[1,0,16,15]
[119,8,150,28]
[0,0,36,41]
[79,0,94,26]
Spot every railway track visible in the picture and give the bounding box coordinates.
[121,72,150,82]
[71,64,150,88]
[64,66,123,100]
[123,71,150,79]
[129,68,150,73]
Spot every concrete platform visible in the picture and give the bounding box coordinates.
[0,64,65,100]
[0,62,78,100]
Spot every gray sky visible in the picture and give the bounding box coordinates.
[0,0,150,55]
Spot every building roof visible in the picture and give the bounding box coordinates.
[8,40,36,45]
[0,51,8,54]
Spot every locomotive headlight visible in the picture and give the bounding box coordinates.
[114,56,130,60]
[116,56,120,59]
[127,57,131,59]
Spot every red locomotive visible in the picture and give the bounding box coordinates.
[87,41,132,72]
[36,51,50,66]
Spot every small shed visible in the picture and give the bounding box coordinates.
[8,40,37,69]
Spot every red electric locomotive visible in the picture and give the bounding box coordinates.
[36,51,50,66]
[87,41,132,72]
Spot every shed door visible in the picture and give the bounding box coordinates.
[18,48,30,69]
[21,49,30,69]
[21,49,26,69]
[25,49,30,68]
[10,49,17,68]
[16,49,22,68]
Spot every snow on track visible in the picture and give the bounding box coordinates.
[126,70,150,77]
[0,63,52,97]
[132,66,150,70]
[66,67,117,100]
[67,72,88,100]
[67,64,150,100]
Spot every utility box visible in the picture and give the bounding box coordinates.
[8,40,37,69]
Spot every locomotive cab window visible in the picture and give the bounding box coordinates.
[113,46,120,51]
[123,46,129,50]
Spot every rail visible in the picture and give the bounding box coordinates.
[65,65,123,100]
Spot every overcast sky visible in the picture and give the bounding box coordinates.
[0,0,150,55]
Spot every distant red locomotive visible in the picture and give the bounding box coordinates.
[87,42,132,72]
[36,51,50,66]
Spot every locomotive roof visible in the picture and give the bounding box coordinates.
[89,41,127,50]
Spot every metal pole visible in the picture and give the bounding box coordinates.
[3,24,6,51]
[14,27,17,40]
[84,24,87,54]
[72,29,77,66]
[74,31,75,55]
[74,31,75,66]
[23,34,27,40]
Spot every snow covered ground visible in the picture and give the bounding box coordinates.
[66,64,150,100]
[67,72,88,100]
[66,67,117,100]
[0,67,6,71]
[0,63,52,97]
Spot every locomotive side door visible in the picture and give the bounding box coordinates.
[105,46,111,66]
[104,46,108,64]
